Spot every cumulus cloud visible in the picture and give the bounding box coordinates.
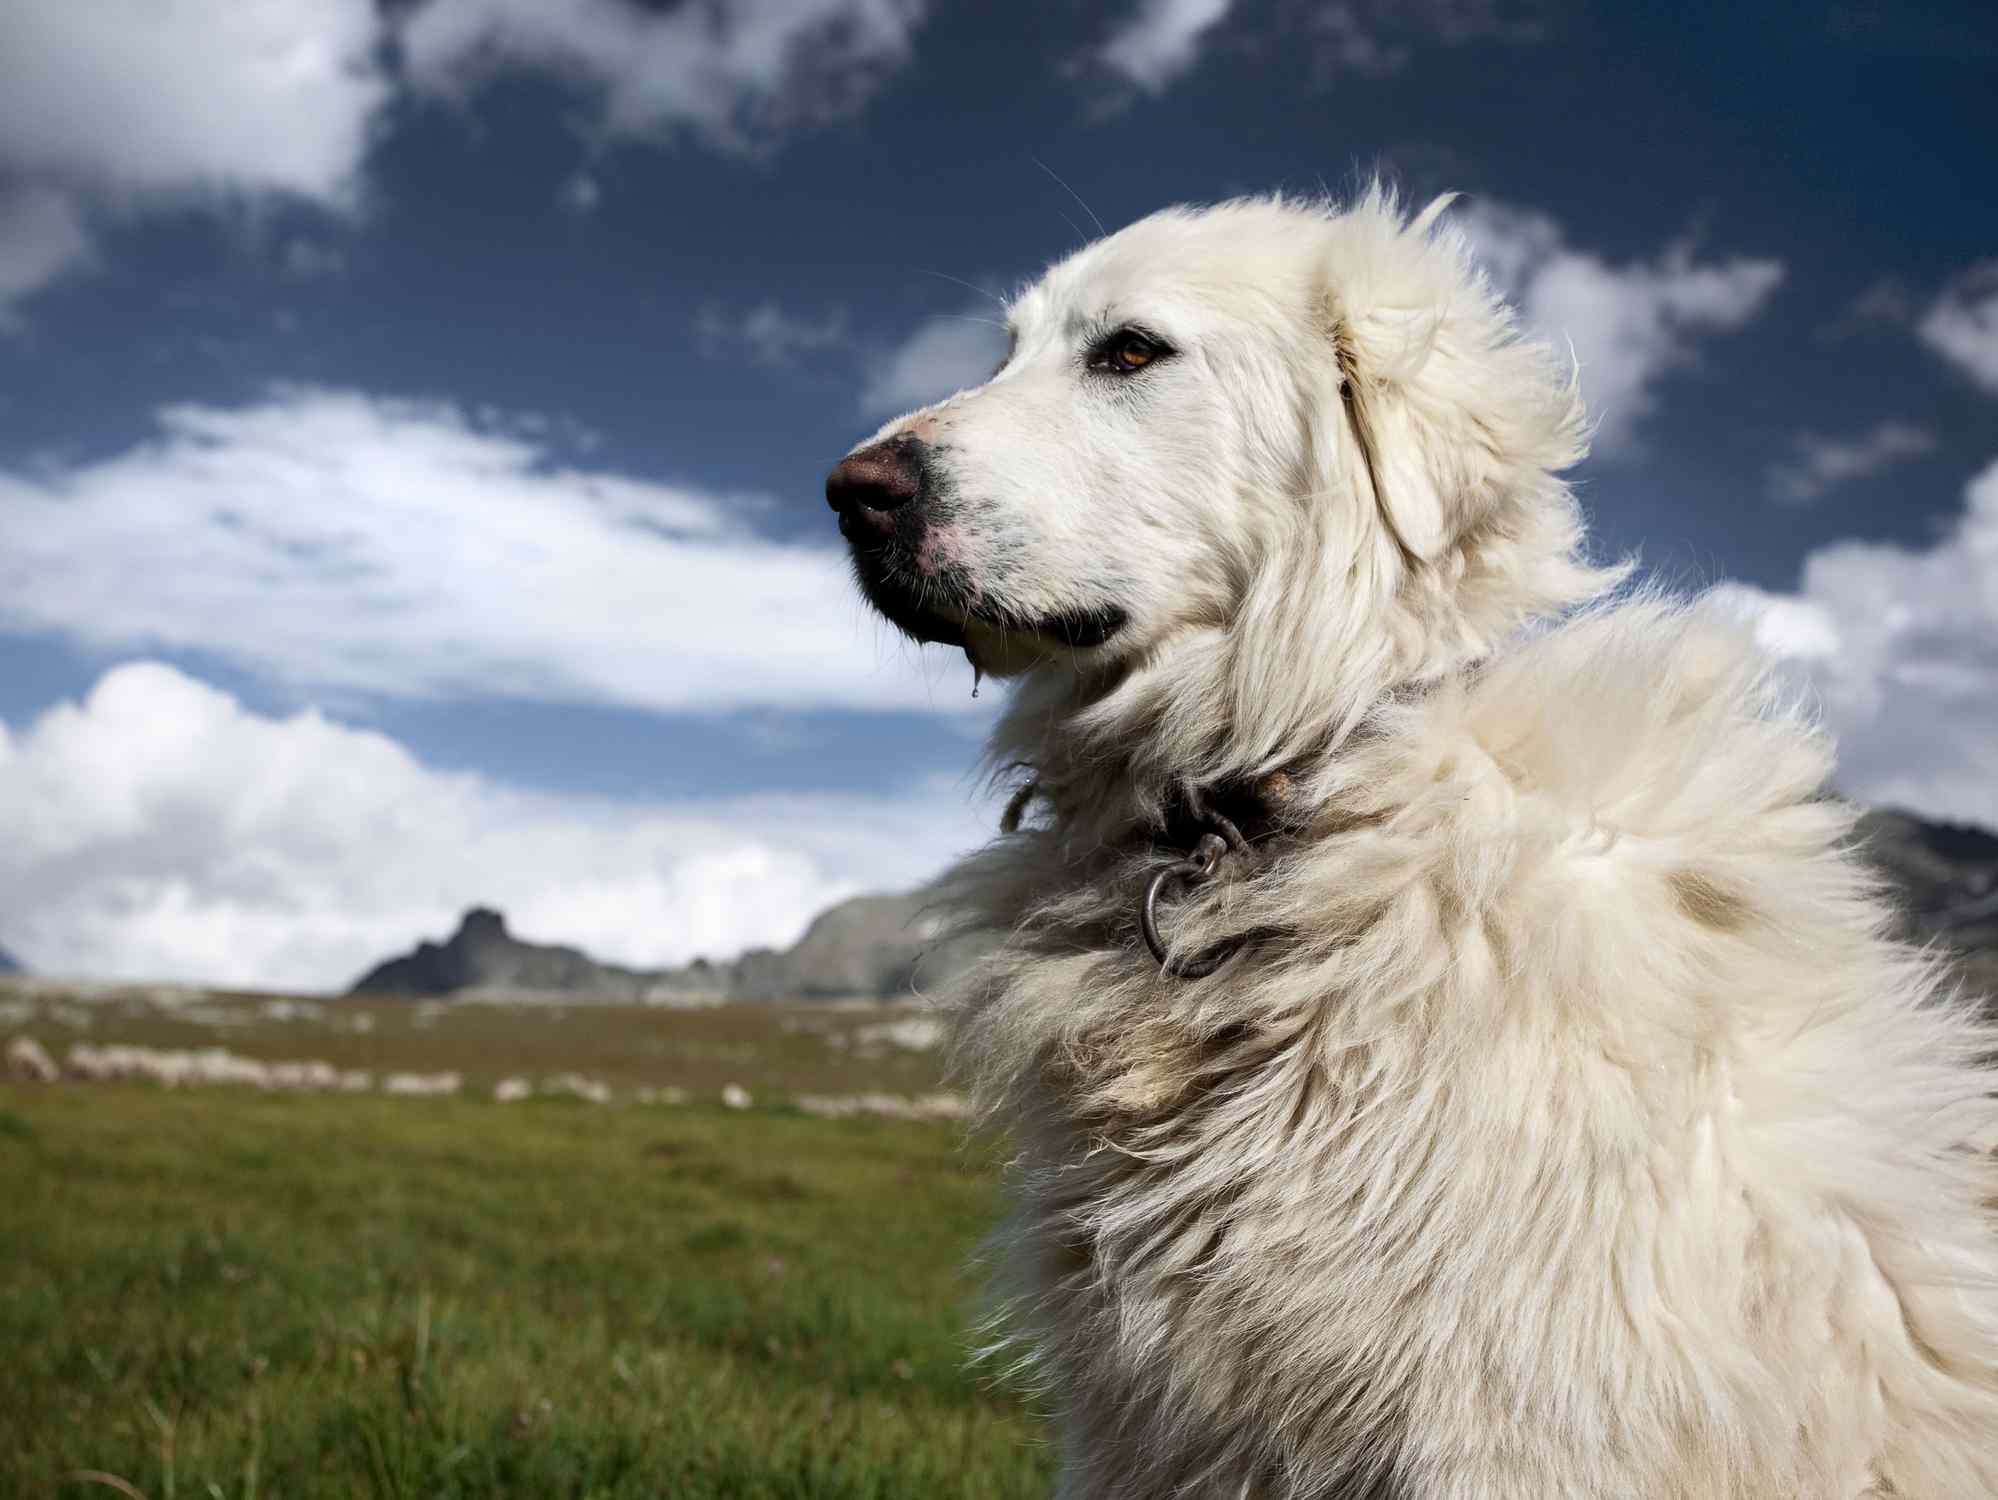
[0,386,980,717]
[0,662,991,988]
[0,185,92,327]
[860,310,1008,417]
[1918,261,1998,395]
[1765,419,1938,505]
[1085,0,1549,98]
[0,0,389,321]
[1456,201,1785,454]
[1720,455,1998,828]
[1092,0,1236,94]
[0,1,928,324]
[400,0,926,153]
[0,0,388,203]
[695,299,850,366]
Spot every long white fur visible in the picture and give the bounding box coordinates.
[849,187,1998,1498]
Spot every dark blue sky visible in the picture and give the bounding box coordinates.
[0,0,1994,984]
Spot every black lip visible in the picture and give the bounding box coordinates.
[1018,603,1128,649]
[850,550,1127,654]
[848,549,970,648]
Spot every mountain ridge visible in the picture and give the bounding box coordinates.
[349,889,990,1004]
[347,805,1998,1005]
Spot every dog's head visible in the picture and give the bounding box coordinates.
[830,188,1605,751]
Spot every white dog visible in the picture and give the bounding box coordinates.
[827,187,1998,1498]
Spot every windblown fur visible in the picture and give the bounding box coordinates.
[838,188,1998,1498]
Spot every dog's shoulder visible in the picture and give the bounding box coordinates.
[1388,593,1841,854]
[1286,594,1879,1020]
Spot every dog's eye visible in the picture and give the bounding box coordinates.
[1089,330,1166,375]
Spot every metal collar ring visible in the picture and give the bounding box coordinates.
[1139,831,1243,979]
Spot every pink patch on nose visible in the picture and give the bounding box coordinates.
[915,523,966,577]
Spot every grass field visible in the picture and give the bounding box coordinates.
[0,992,1052,1499]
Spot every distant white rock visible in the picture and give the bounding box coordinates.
[852,1016,945,1052]
[721,1083,752,1110]
[6,1034,58,1083]
[793,1091,970,1122]
[493,1076,533,1103]
[540,1071,611,1105]
[56,1041,372,1094]
[381,1070,462,1098]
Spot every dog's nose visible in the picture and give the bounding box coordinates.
[827,436,924,539]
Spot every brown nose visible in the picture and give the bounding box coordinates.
[827,436,925,540]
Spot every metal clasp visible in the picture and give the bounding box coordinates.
[1139,831,1241,979]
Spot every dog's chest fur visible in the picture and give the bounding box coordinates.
[942,606,1998,1500]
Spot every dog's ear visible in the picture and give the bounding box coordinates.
[1325,192,1587,565]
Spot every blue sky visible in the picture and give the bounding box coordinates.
[1,0,1994,988]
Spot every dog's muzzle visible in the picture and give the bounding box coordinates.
[826,434,971,648]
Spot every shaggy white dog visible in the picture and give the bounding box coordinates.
[826,187,1998,1498]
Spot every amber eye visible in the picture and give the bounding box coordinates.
[1111,336,1156,371]
[1092,330,1165,374]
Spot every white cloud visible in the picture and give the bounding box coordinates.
[1088,0,1547,96]
[0,0,388,203]
[0,0,390,323]
[1765,419,1938,505]
[1093,0,1235,94]
[0,662,991,988]
[1720,455,1998,829]
[278,237,348,281]
[1918,261,1998,395]
[1318,0,1550,74]
[0,185,92,327]
[559,171,603,214]
[0,386,984,717]
[1312,3,1416,74]
[400,0,926,153]
[1306,0,1553,77]
[1819,276,1914,341]
[1457,201,1785,454]
[695,299,850,365]
[861,311,1007,417]
[0,1,927,325]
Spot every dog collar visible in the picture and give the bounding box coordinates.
[1140,774,1292,980]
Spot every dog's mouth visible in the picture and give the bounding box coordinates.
[849,546,1128,655]
[850,553,971,648]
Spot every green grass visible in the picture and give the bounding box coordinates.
[0,1088,1050,1499]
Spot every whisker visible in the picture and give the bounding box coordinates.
[1033,156,1107,240]
[913,268,1008,310]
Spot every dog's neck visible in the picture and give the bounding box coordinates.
[986,502,1619,853]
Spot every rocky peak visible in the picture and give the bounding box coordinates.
[457,907,511,944]
[349,907,610,998]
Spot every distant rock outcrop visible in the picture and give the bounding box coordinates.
[348,893,990,1004]
[0,944,22,977]
[349,907,680,1001]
